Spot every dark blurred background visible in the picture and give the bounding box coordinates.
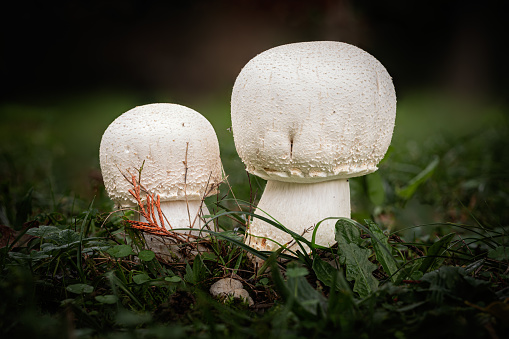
[1,0,507,101]
[1,0,508,228]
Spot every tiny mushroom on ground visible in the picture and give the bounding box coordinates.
[100,103,222,261]
[230,41,396,255]
[209,278,254,306]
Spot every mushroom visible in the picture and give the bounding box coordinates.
[100,103,222,261]
[230,41,396,254]
[209,278,254,306]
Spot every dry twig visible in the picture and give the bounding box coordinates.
[125,174,187,241]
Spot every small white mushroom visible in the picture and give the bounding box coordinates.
[100,103,222,261]
[230,41,396,254]
[209,278,254,306]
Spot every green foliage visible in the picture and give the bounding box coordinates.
[272,263,328,318]
[67,283,94,294]
[335,219,379,297]
[107,244,134,258]
[488,246,509,261]
[0,91,508,338]
[138,250,155,262]
[367,220,400,282]
[396,156,440,201]
[418,232,455,273]
[366,171,385,206]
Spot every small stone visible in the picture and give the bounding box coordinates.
[210,278,254,306]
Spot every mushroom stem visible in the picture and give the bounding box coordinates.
[139,200,211,234]
[140,200,212,263]
[246,179,350,254]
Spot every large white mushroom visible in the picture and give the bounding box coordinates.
[231,41,396,254]
[100,103,222,261]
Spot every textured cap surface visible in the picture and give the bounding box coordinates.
[100,103,222,206]
[209,278,244,296]
[209,278,254,306]
[231,41,396,182]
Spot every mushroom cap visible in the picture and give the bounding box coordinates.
[100,103,222,206]
[231,41,396,183]
[209,278,244,296]
[209,278,254,306]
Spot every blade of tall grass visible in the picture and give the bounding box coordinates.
[255,247,285,278]
[393,222,501,249]
[77,197,95,283]
[214,201,315,246]
[396,156,439,201]
[105,271,143,308]
[199,209,315,259]
[311,217,345,251]
[419,233,455,273]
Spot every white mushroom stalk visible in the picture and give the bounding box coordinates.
[100,103,222,261]
[230,41,396,254]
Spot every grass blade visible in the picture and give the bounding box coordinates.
[77,197,95,283]
[396,156,439,200]
[419,232,455,273]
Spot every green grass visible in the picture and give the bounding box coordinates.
[1,89,508,338]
